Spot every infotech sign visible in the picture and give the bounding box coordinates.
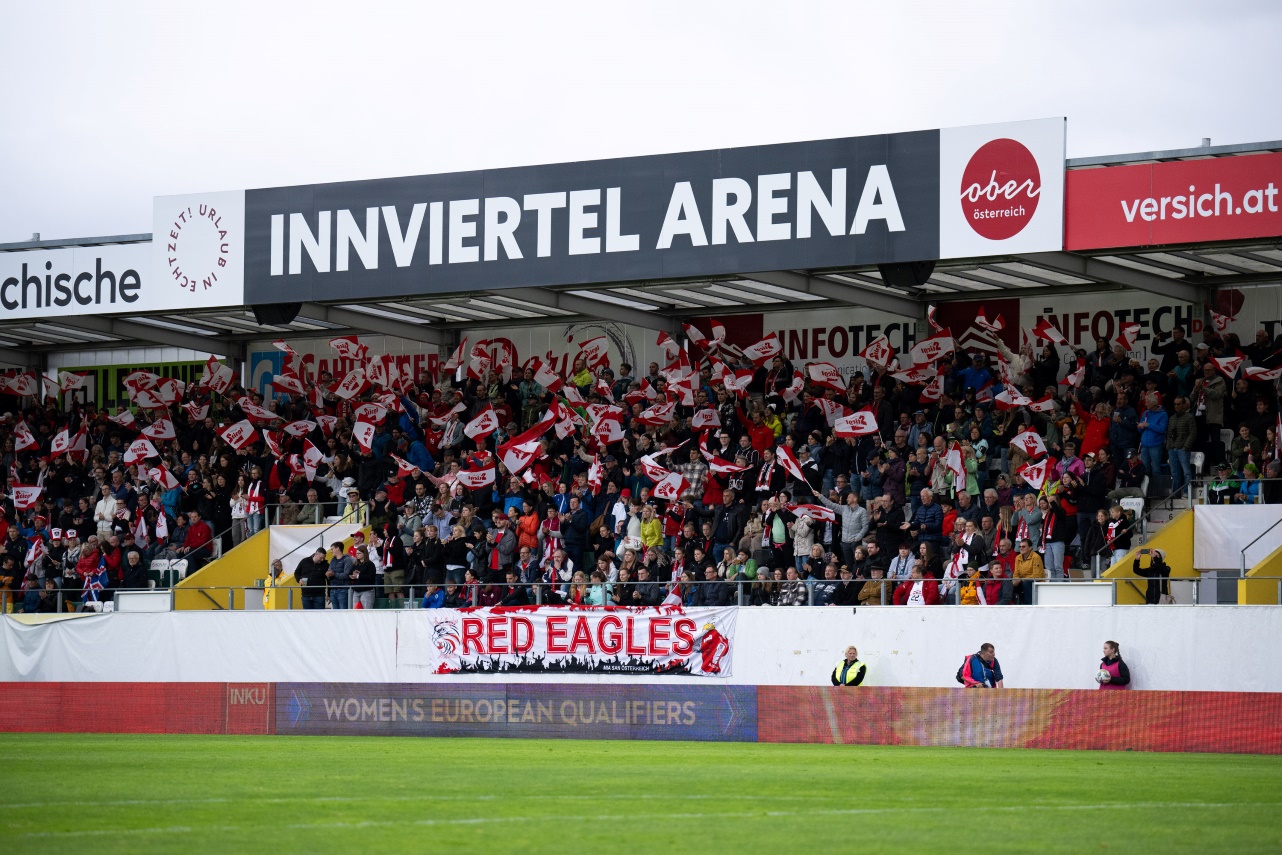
[155,119,1063,306]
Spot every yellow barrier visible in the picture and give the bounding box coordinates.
[1239,541,1282,604]
[1101,509,1195,604]
[173,530,270,610]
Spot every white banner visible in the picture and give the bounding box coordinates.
[399,606,737,678]
[0,244,152,320]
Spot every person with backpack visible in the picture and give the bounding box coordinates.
[957,642,1004,688]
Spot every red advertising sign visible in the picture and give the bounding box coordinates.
[1066,152,1282,250]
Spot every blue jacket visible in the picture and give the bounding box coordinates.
[423,587,446,609]
[964,653,1003,687]
[1109,406,1140,451]
[1139,408,1168,447]
[406,441,434,473]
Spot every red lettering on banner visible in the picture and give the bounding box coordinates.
[625,617,646,656]
[569,616,597,655]
[461,618,484,654]
[648,617,672,655]
[546,615,569,653]
[672,618,696,656]
[487,616,509,655]
[512,617,534,654]
[597,615,624,654]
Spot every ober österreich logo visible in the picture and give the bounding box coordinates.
[165,203,232,294]
[959,138,1041,240]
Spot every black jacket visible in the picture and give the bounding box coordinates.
[294,555,328,597]
[349,559,377,593]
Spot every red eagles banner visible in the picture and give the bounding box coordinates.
[404,606,737,677]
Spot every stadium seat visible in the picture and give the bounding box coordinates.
[1190,452,1206,503]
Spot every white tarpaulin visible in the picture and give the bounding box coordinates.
[4,607,1282,691]
[1193,505,1282,570]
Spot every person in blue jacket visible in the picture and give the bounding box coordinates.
[1137,393,1169,495]
[960,643,1004,688]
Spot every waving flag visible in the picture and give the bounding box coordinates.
[652,471,690,501]
[108,409,137,429]
[859,334,894,367]
[1211,355,1246,379]
[774,445,807,483]
[464,405,500,440]
[141,418,177,441]
[149,465,181,491]
[1018,457,1051,491]
[124,438,159,465]
[330,336,367,360]
[1116,321,1141,351]
[352,420,376,453]
[784,503,836,523]
[807,362,845,392]
[1010,429,1047,459]
[11,484,41,511]
[1210,310,1236,334]
[743,333,782,366]
[691,408,721,430]
[1244,366,1282,382]
[833,409,879,438]
[974,307,1004,333]
[455,467,497,489]
[994,388,1032,411]
[218,420,258,451]
[1032,318,1068,345]
[303,440,325,480]
[919,374,944,402]
[909,331,955,366]
[577,335,610,369]
[334,368,369,400]
[13,420,37,452]
[927,304,943,333]
[656,331,681,361]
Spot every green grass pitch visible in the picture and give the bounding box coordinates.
[1,735,1280,853]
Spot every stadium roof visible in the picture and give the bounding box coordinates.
[1,139,1280,366]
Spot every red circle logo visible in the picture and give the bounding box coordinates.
[959,138,1041,240]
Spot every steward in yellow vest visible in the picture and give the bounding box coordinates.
[831,645,867,686]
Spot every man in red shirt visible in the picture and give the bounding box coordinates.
[181,510,214,572]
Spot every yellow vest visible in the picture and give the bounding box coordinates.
[833,659,866,685]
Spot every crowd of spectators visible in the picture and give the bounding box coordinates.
[1,319,1280,613]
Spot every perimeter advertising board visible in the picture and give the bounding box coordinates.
[156,119,1064,307]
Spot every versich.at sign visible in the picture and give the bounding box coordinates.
[175,118,1063,306]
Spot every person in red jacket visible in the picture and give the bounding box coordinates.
[1072,392,1112,458]
[736,406,776,454]
[893,566,940,605]
[181,510,214,572]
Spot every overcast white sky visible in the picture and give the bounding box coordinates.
[2,0,1279,244]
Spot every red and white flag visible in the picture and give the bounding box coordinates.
[316,415,337,436]
[637,401,676,426]
[723,369,754,398]
[577,335,610,369]
[656,330,681,361]
[50,427,73,457]
[1116,321,1141,351]
[1211,355,1246,379]
[142,418,176,441]
[124,438,159,465]
[742,333,782,366]
[1061,359,1086,387]
[455,467,497,489]
[182,401,210,421]
[1009,429,1047,459]
[807,362,845,392]
[784,503,836,524]
[202,357,236,394]
[352,420,376,453]
[283,419,317,437]
[530,357,564,394]
[974,307,1004,333]
[262,430,285,458]
[587,456,603,491]
[859,335,894,367]
[1018,457,1051,491]
[149,465,181,491]
[833,409,879,438]
[700,449,750,474]
[391,453,420,478]
[353,403,388,424]
[1032,318,1068,345]
[926,304,943,333]
[334,368,369,400]
[815,398,852,427]
[271,372,305,397]
[303,440,325,480]
[994,388,1032,411]
[691,408,721,430]
[682,322,709,349]
[945,440,966,482]
[1027,394,1057,414]
[133,512,148,547]
[909,331,955,366]
[774,445,808,483]
[25,536,48,568]
[892,364,938,384]
[109,409,137,429]
[12,484,41,510]
[919,374,944,402]
[330,336,367,360]
[156,512,169,542]
[442,337,468,374]
[237,397,278,424]
[1210,310,1236,334]
[218,419,258,451]
[464,405,500,440]
[652,471,690,501]
[13,420,37,452]
[57,371,88,393]
[1244,366,1282,382]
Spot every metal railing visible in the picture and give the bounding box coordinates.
[12,575,1282,614]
